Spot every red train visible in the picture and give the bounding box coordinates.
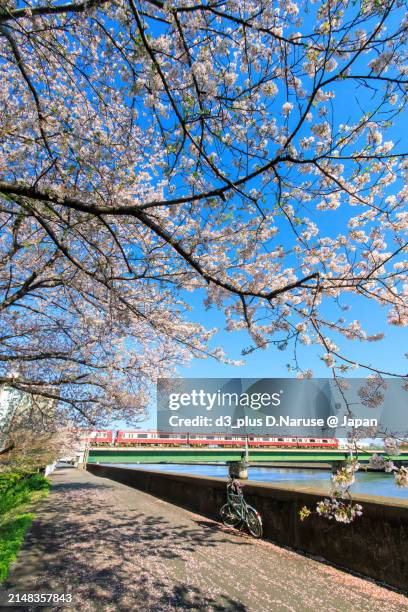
[86,430,339,449]
[83,430,113,445]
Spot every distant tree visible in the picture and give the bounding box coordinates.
[0,424,78,472]
[0,0,407,423]
[0,389,78,469]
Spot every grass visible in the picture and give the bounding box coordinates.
[0,473,50,582]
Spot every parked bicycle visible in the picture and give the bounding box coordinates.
[220,477,263,538]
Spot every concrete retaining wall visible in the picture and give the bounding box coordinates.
[87,463,408,592]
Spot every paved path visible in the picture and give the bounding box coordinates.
[2,468,408,611]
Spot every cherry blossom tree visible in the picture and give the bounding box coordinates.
[0,225,219,423]
[0,0,407,425]
[0,419,82,471]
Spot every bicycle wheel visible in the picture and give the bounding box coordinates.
[246,506,263,538]
[220,503,241,528]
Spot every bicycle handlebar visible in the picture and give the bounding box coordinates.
[227,478,243,495]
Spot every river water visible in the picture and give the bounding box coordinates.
[106,463,408,500]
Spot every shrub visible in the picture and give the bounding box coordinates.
[0,473,49,517]
[0,473,49,581]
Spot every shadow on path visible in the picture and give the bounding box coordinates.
[4,469,407,612]
[4,471,250,611]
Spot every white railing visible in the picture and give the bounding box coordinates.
[44,462,57,477]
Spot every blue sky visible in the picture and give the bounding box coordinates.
[118,286,407,430]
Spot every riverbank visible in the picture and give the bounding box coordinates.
[88,463,408,591]
[0,473,49,581]
[3,467,407,611]
[101,462,408,500]
[252,462,393,471]
[94,460,398,472]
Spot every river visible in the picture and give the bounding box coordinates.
[105,463,408,500]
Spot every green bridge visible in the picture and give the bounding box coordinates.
[88,447,408,465]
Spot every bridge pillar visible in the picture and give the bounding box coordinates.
[228,461,248,480]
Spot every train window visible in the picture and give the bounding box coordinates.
[291,438,297,442]
[310,439,315,442]
[278,438,283,441]
[159,434,170,438]
[137,434,148,438]
[323,439,328,443]
[178,435,187,439]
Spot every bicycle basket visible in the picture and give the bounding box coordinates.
[227,490,243,505]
